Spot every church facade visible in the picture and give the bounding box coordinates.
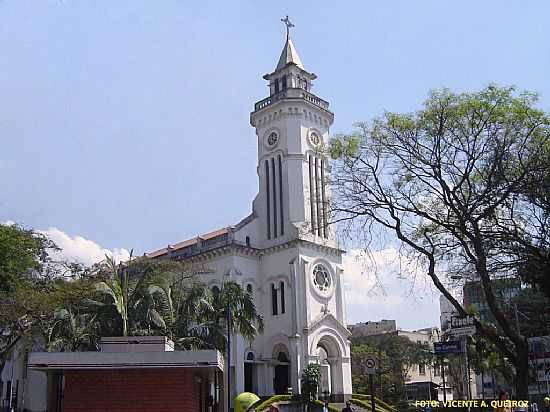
[148,22,353,401]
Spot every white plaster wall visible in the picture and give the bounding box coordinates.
[1,341,47,412]
[252,98,333,251]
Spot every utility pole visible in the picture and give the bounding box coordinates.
[441,358,447,402]
[227,303,231,412]
[476,338,485,400]
[378,345,382,400]
[463,337,471,402]
[369,374,376,412]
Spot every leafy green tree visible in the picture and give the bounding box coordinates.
[212,281,264,348]
[301,363,321,403]
[512,138,550,299]
[88,254,187,337]
[331,86,550,398]
[0,269,96,387]
[170,280,265,351]
[0,223,55,291]
[1,223,58,385]
[89,253,264,351]
[169,282,221,349]
[49,308,98,352]
[507,288,550,337]
[351,335,434,403]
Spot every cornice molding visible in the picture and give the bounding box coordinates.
[171,238,343,264]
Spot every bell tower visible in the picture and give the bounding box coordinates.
[250,17,335,248]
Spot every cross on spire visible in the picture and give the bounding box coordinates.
[281,15,294,38]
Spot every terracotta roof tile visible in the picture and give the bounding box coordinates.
[146,227,230,258]
[199,228,229,240]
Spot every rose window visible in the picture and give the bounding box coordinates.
[312,264,331,292]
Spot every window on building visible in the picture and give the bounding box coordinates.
[419,363,426,375]
[5,381,11,401]
[280,281,285,314]
[278,155,284,236]
[271,284,278,315]
[281,75,287,90]
[23,350,29,378]
[245,236,250,247]
[277,352,289,363]
[13,380,18,409]
[274,79,280,94]
[265,160,271,239]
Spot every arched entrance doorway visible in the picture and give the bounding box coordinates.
[313,334,344,398]
[273,350,290,395]
[317,345,331,397]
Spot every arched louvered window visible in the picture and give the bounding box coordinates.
[280,281,285,314]
[265,160,271,239]
[271,283,278,316]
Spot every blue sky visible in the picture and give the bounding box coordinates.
[1,1,549,329]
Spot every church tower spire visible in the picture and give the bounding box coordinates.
[250,18,336,248]
[275,16,304,71]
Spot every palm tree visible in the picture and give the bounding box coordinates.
[153,279,264,351]
[210,281,264,350]
[170,282,223,349]
[89,253,263,349]
[49,308,98,352]
[88,253,172,337]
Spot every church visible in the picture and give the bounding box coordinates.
[147,18,353,402]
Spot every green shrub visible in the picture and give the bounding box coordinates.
[352,394,396,412]
[301,363,322,402]
[350,397,394,412]
[253,395,292,411]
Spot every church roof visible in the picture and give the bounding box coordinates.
[147,227,230,258]
[275,35,304,71]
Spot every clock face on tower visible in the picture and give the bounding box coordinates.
[266,131,279,148]
[308,130,321,147]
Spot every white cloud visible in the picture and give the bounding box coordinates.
[38,227,130,266]
[342,247,441,330]
[3,220,129,265]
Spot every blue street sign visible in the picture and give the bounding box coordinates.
[434,341,462,355]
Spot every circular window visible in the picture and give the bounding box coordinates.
[267,132,279,147]
[312,264,331,292]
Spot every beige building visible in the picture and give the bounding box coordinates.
[396,327,450,401]
[349,321,453,401]
[348,320,396,337]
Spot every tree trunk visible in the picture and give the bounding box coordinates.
[515,341,529,399]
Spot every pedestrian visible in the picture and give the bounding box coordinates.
[322,400,330,412]
[342,400,355,412]
[494,391,512,412]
